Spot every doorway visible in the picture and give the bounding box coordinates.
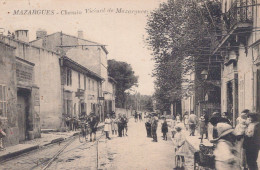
[17,88,31,142]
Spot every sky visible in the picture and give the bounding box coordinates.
[0,0,165,95]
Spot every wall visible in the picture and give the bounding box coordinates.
[0,41,19,147]
[1,36,63,129]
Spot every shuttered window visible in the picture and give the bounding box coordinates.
[0,85,7,117]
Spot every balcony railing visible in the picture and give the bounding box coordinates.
[223,0,253,30]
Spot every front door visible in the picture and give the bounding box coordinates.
[17,94,28,142]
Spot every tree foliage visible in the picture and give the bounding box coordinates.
[107,59,139,108]
[146,0,221,111]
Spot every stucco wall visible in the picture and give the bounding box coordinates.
[0,42,19,147]
[1,37,62,129]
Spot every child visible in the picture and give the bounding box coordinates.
[0,120,6,151]
[161,117,168,140]
[174,125,188,169]
[199,113,207,143]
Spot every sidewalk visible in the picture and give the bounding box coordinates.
[0,123,104,162]
[0,131,78,162]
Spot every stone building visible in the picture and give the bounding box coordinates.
[1,30,62,130]
[0,39,41,146]
[212,0,260,125]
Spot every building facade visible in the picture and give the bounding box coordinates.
[212,0,259,125]
[30,30,115,121]
[60,56,103,122]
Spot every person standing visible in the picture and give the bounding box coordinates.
[174,125,188,169]
[212,123,240,170]
[209,112,221,139]
[183,112,189,131]
[104,115,111,140]
[111,115,118,136]
[123,114,128,136]
[176,114,181,124]
[88,113,99,142]
[203,109,209,139]
[161,117,168,140]
[188,111,197,136]
[134,110,138,122]
[117,114,124,137]
[145,115,152,137]
[199,113,207,143]
[233,113,248,170]
[243,113,260,170]
[151,114,158,142]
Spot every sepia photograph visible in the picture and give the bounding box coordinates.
[0,0,260,169]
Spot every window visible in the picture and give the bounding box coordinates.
[88,79,91,90]
[66,69,72,86]
[84,76,86,90]
[92,80,94,91]
[78,73,81,89]
[0,85,7,117]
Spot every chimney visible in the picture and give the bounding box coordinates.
[15,30,29,43]
[36,29,47,39]
[77,30,83,39]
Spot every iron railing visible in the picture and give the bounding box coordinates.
[223,0,253,30]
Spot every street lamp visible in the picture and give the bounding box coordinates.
[201,69,208,80]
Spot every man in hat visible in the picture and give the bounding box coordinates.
[211,123,240,170]
[88,113,99,142]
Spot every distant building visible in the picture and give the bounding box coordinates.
[30,30,115,121]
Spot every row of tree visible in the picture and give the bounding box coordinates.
[146,0,221,112]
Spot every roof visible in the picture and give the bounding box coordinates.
[30,32,109,54]
[0,39,16,49]
[1,35,61,56]
[60,56,104,81]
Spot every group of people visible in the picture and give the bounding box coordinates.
[65,115,80,131]
[104,113,129,140]
[174,109,260,170]
[212,110,260,170]
[134,111,143,122]
[145,112,169,142]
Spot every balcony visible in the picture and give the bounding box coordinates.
[223,0,253,30]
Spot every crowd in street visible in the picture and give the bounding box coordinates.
[170,109,260,170]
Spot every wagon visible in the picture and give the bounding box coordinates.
[194,144,215,170]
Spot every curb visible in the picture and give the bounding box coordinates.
[0,145,39,162]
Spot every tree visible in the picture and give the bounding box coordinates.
[107,59,139,108]
[146,0,221,111]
